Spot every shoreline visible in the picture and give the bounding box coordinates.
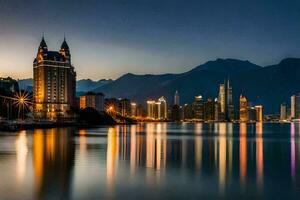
[0,120,294,132]
[0,121,128,132]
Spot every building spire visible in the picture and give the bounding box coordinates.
[39,33,47,50]
[61,35,69,50]
[174,90,180,106]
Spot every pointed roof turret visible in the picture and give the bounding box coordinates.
[61,37,69,50]
[39,35,48,50]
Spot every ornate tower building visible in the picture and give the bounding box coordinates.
[33,37,76,119]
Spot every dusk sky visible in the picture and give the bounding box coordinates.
[0,0,300,80]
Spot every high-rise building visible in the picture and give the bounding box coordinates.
[146,97,168,120]
[131,102,137,117]
[291,94,300,119]
[218,79,234,121]
[174,90,180,106]
[239,95,248,122]
[255,105,263,122]
[218,84,225,121]
[226,79,234,121]
[33,37,76,119]
[80,92,104,112]
[280,103,287,121]
[248,106,256,122]
[286,107,291,120]
[136,104,145,117]
[158,96,168,119]
[171,105,181,121]
[183,104,193,120]
[118,98,131,117]
[147,100,156,119]
[192,95,204,121]
[291,95,295,118]
[214,98,220,121]
[204,97,214,121]
[131,102,145,117]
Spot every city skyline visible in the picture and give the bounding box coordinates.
[1,0,300,79]
[1,2,300,199]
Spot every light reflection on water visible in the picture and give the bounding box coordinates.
[0,123,300,199]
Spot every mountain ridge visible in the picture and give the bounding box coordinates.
[93,58,300,114]
[18,78,113,93]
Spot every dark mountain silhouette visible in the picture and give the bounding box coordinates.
[93,58,300,114]
[76,79,112,92]
[18,78,113,93]
[18,78,33,92]
[188,58,261,74]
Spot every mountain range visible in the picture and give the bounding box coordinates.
[18,78,112,93]
[18,58,300,114]
[92,58,300,114]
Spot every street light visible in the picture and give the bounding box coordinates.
[13,91,30,120]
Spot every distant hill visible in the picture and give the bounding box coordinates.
[18,78,113,93]
[76,79,112,92]
[18,78,33,92]
[93,58,300,114]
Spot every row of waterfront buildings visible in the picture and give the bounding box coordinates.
[1,37,298,122]
[1,37,263,122]
[280,94,300,121]
[144,80,263,122]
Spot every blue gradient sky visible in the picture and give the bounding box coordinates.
[0,0,300,80]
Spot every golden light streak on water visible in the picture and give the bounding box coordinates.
[33,129,44,193]
[219,134,227,192]
[46,129,55,160]
[239,123,247,187]
[106,127,118,194]
[15,131,28,184]
[130,125,137,175]
[256,136,264,189]
[146,123,155,168]
[78,129,87,154]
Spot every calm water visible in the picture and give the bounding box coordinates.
[0,122,300,199]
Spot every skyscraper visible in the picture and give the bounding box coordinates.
[255,105,263,122]
[214,98,220,121]
[33,37,76,119]
[218,84,225,121]
[146,97,168,120]
[147,100,156,119]
[118,98,131,117]
[171,105,181,121]
[291,94,300,119]
[174,90,180,106]
[158,96,168,119]
[131,102,137,117]
[291,95,295,118]
[280,103,287,121]
[247,106,257,122]
[239,95,248,122]
[204,97,214,121]
[183,103,193,120]
[218,79,234,121]
[192,95,204,121]
[226,79,234,121]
